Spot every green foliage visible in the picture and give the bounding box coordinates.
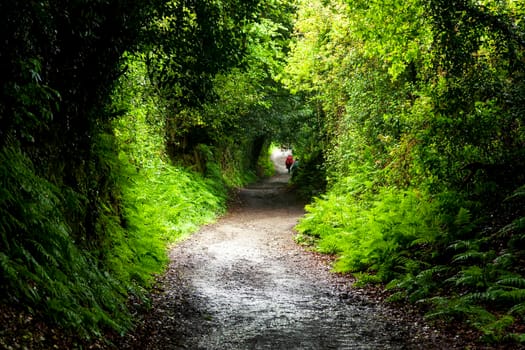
[1,0,270,343]
[125,161,226,241]
[290,149,327,199]
[109,54,230,288]
[287,0,525,344]
[2,0,524,346]
[196,0,298,176]
[110,159,226,286]
[257,143,276,178]
[297,185,445,280]
[297,178,525,342]
[0,110,229,342]
[143,0,261,105]
[1,0,159,339]
[0,144,131,338]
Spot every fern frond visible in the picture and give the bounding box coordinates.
[498,217,525,237]
[464,292,489,302]
[492,253,514,269]
[498,289,525,303]
[454,207,471,227]
[497,276,525,289]
[452,250,487,263]
[409,236,434,247]
[0,252,17,281]
[468,287,525,305]
[386,290,407,302]
[27,239,59,267]
[505,185,525,201]
[423,296,469,321]
[415,265,449,281]
[446,266,487,288]
[509,302,525,315]
[448,240,477,252]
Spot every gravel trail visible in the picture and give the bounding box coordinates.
[119,151,461,349]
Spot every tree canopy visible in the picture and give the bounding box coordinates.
[1,0,525,346]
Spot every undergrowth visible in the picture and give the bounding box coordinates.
[0,144,131,339]
[0,57,234,343]
[0,137,229,345]
[296,174,525,344]
[108,156,227,289]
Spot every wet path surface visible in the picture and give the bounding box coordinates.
[120,152,456,349]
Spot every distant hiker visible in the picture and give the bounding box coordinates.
[285,154,294,173]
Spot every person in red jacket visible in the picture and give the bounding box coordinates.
[285,154,294,173]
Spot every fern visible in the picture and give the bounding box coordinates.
[463,288,525,305]
[504,185,525,201]
[424,297,467,321]
[390,265,449,302]
[425,296,497,325]
[485,289,525,304]
[416,265,450,281]
[509,302,525,316]
[452,249,495,264]
[446,266,490,289]
[0,253,17,282]
[448,239,478,252]
[479,315,516,343]
[492,253,514,270]
[0,144,135,338]
[386,290,407,303]
[454,207,472,227]
[497,276,525,289]
[27,239,59,267]
[498,217,525,238]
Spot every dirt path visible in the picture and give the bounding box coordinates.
[119,151,462,349]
